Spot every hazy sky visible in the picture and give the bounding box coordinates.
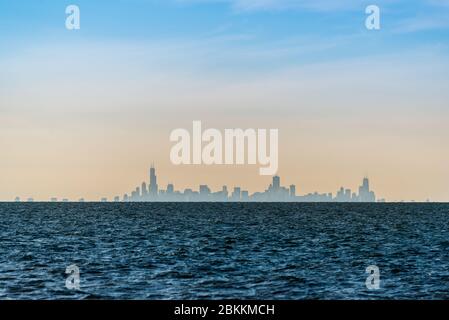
[1,0,449,201]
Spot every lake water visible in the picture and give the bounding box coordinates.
[0,203,448,299]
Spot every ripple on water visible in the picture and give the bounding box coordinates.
[1,203,449,299]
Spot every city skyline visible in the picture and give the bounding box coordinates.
[120,166,381,203]
[11,166,385,202]
[1,1,449,202]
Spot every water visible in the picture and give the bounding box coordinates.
[0,203,449,299]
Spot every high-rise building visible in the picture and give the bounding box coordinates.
[358,177,376,202]
[290,185,296,197]
[149,165,158,197]
[199,185,211,196]
[232,187,241,201]
[141,182,148,196]
[167,183,174,194]
[222,186,228,198]
[363,177,369,190]
[336,187,345,201]
[345,189,351,201]
[273,176,280,190]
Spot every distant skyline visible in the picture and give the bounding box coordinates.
[1,1,449,201]
[12,166,382,202]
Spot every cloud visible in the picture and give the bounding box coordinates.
[176,0,375,12]
[393,15,449,33]
[428,0,449,7]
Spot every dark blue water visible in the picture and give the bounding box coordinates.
[1,203,449,299]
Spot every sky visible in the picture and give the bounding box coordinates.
[1,0,449,201]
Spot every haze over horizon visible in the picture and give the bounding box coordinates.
[1,0,449,201]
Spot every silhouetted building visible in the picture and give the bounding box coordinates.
[231,187,241,201]
[358,177,376,202]
[290,185,296,197]
[273,176,280,190]
[141,182,148,198]
[149,166,158,197]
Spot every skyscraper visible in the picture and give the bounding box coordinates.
[290,185,296,197]
[358,177,376,202]
[273,176,280,190]
[149,165,158,197]
[141,182,148,198]
[222,186,228,198]
[232,187,241,201]
[199,185,211,200]
[167,183,174,194]
[362,177,369,190]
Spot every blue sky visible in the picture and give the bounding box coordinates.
[1,0,449,67]
[1,1,449,201]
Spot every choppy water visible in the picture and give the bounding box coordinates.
[0,203,449,299]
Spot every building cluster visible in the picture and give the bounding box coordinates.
[13,166,381,202]
[118,166,379,203]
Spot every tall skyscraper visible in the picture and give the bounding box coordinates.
[273,176,280,190]
[358,177,375,202]
[149,165,158,197]
[362,177,369,191]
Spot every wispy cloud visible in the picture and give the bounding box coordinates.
[428,0,449,7]
[393,14,449,33]
[176,0,374,12]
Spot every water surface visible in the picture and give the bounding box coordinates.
[0,203,448,299]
